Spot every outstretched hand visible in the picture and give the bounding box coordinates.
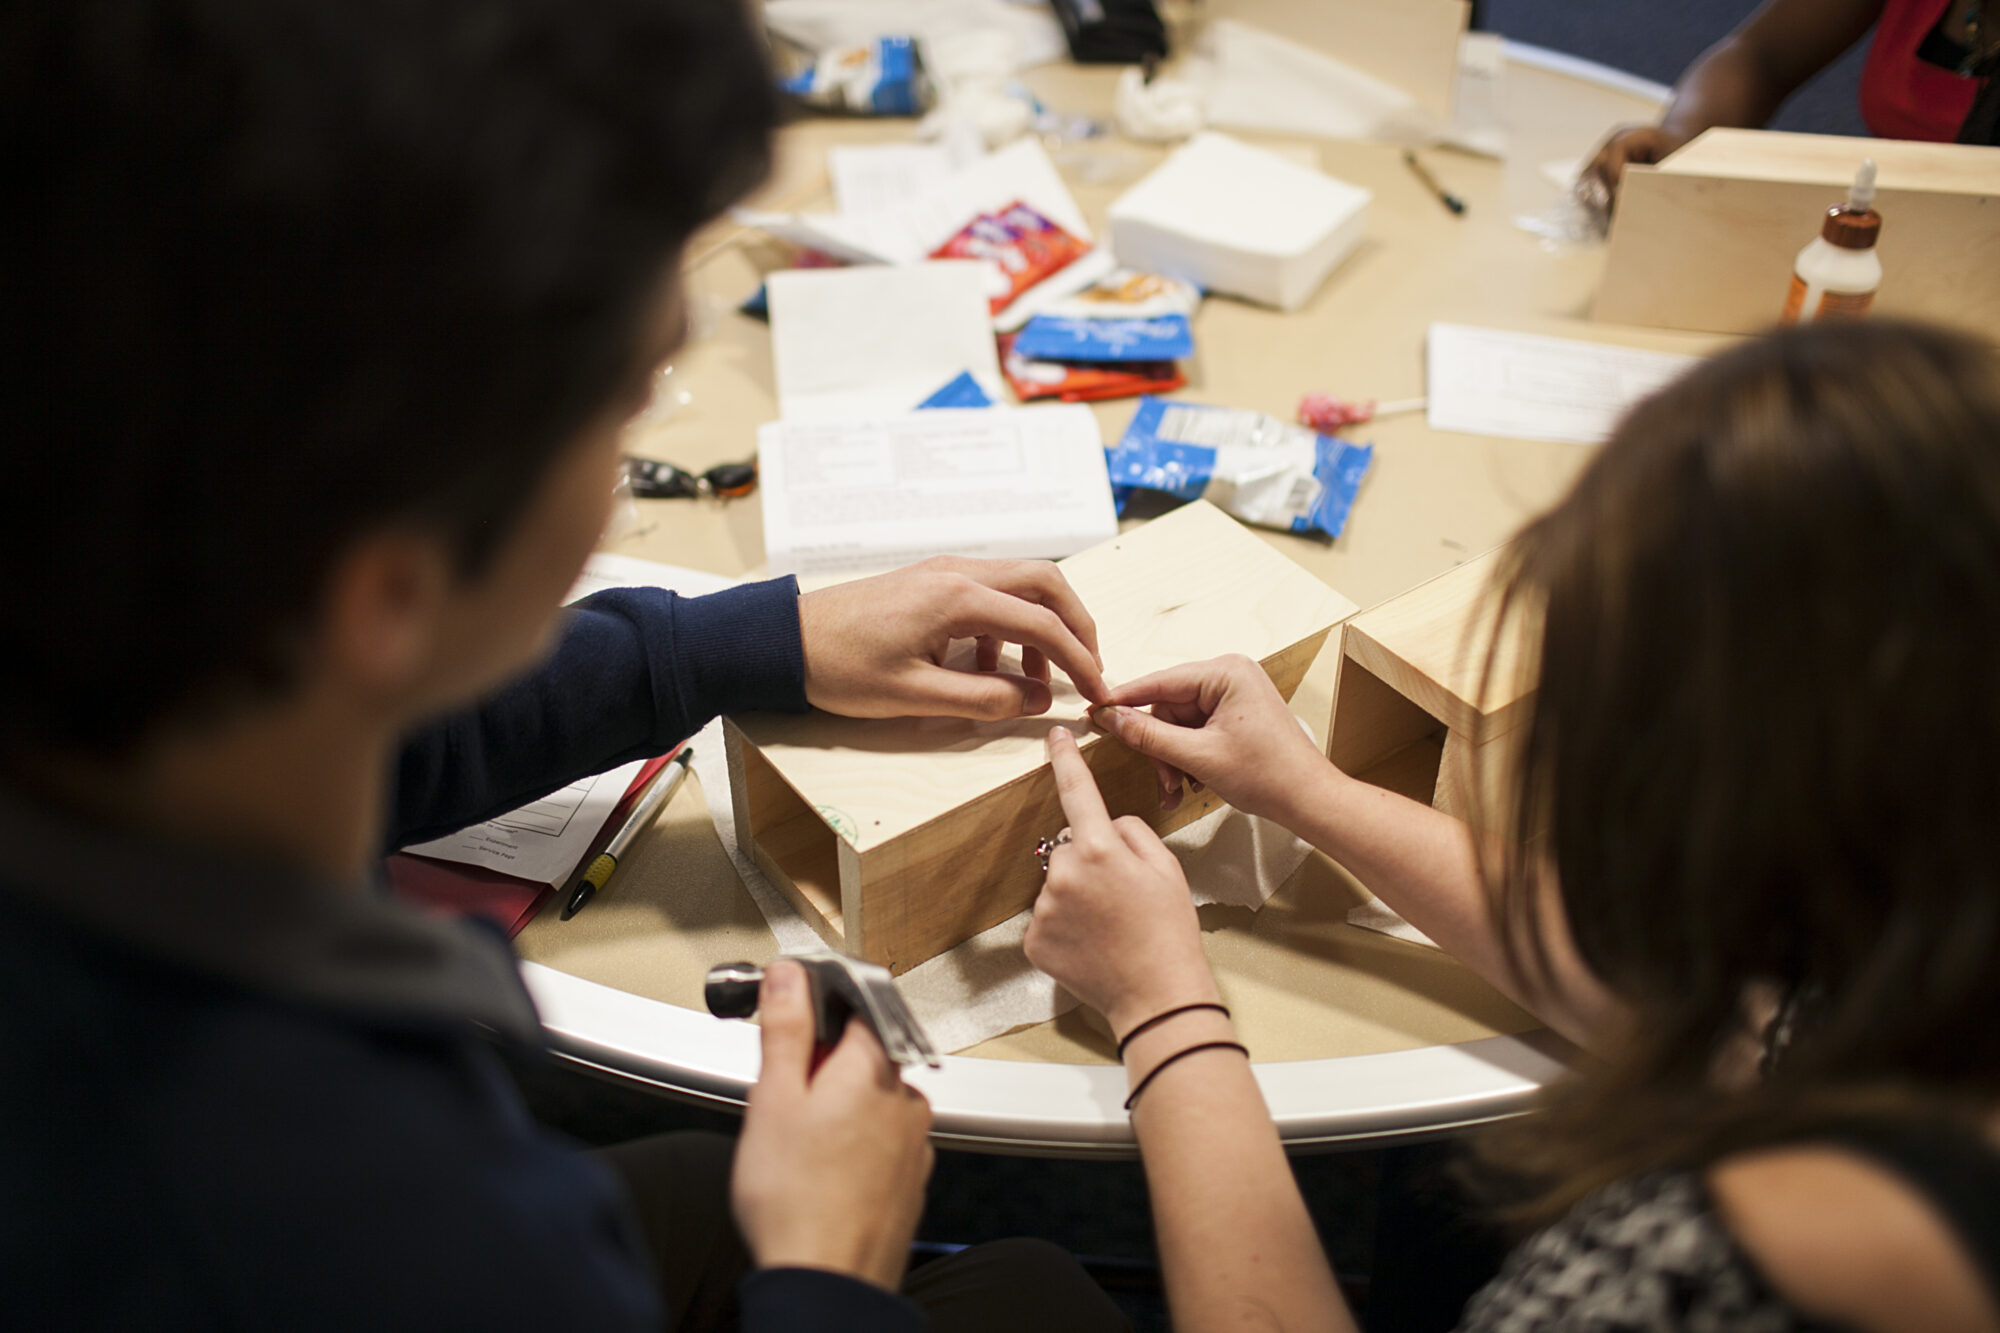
[798,557,1108,721]
[1584,124,1688,199]
[730,961,934,1292]
[1093,654,1329,826]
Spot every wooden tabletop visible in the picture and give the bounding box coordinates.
[514,48,1719,1084]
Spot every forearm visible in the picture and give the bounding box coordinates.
[1659,36,1791,140]
[1125,1013,1352,1332]
[387,579,805,847]
[1278,760,1621,1048]
[1659,0,1883,140]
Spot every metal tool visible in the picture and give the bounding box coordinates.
[705,950,941,1069]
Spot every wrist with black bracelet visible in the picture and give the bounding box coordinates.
[1113,999,1249,1112]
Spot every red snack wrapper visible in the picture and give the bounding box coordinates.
[932,201,1091,314]
[999,333,1186,404]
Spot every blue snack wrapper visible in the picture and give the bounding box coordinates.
[1108,397,1373,539]
[916,371,995,409]
[1013,313,1194,363]
[780,37,928,116]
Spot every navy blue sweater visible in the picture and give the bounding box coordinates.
[0,581,925,1331]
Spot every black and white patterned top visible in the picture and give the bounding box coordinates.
[1457,1120,2000,1332]
[1456,1171,1842,1332]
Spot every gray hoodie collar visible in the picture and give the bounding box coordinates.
[0,787,541,1043]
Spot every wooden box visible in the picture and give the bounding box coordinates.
[725,501,1357,974]
[1595,129,2000,339]
[1326,549,1535,828]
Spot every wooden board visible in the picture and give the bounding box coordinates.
[1595,129,2000,338]
[1327,547,1534,827]
[1210,0,1469,122]
[726,500,1357,972]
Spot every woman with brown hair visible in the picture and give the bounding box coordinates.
[1026,319,2000,1330]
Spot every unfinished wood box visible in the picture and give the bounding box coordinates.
[1326,549,1534,828]
[1595,129,2000,339]
[725,501,1357,974]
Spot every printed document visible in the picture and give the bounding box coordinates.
[1426,323,1699,445]
[758,405,1118,576]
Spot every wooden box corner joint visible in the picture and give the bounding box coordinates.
[1325,548,1536,828]
[725,501,1357,974]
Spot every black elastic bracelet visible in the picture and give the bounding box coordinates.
[1114,1002,1232,1058]
[1123,1041,1250,1111]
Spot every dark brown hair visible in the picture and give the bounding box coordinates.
[0,0,778,759]
[1477,319,2000,1218]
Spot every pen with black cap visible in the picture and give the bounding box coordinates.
[562,747,693,920]
[1402,149,1467,217]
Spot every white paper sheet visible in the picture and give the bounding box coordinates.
[758,405,1118,577]
[738,138,1100,331]
[1425,323,1700,446]
[769,261,1005,423]
[829,143,954,216]
[401,758,649,886]
[743,138,1093,269]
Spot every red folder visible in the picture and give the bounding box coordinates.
[385,748,680,937]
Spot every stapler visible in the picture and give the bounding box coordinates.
[704,950,940,1069]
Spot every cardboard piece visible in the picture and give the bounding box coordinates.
[1325,549,1534,828]
[725,501,1357,973]
[1595,129,2000,338]
[1208,0,1469,124]
[1108,133,1373,311]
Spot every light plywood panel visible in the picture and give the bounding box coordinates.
[1328,546,1535,831]
[1596,129,2000,338]
[1339,547,1533,739]
[728,501,1357,972]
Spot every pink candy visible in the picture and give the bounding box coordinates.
[1297,393,1377,430]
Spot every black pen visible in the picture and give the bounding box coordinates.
[562,747,694,920]
[1403,149,1467,216]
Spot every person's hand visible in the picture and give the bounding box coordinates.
[797,557,1108,721]
[1092,654,1329,826]
[1585,124,1689,199]
[730,961,933,1292]
[1023,726,1219,1038]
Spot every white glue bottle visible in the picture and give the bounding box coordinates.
[1780,158,1882,324]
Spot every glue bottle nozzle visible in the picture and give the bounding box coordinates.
[1847,158,1878,213]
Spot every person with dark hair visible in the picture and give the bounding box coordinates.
[0,1,1127,1328]
[1588,0,1999,198]
[1026,319,2000,1329]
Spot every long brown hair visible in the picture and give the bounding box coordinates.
[1476,320,2000,1219]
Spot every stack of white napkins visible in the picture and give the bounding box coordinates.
[1108,132,1372,312]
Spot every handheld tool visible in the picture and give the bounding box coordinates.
[705,950,941,1069]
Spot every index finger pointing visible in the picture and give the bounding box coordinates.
[1045,726,1113,838]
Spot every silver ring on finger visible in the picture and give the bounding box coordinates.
[1034,830,1073,873]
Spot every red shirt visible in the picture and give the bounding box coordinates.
[1859,0,1981,140]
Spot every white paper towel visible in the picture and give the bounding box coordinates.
[1345,896,1440,949]
[687,719,1314,1053]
